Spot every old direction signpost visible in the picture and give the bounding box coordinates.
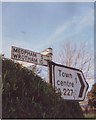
[49,62,89,101]
[11,46,52,66]
[11,46,89,101]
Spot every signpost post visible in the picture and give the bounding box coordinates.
[48,62,89,101]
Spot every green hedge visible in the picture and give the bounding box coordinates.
[2,59,84,118]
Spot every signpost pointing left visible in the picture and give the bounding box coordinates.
[11,46,50,66]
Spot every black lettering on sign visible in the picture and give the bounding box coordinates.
[63,88,66,95]
[58,70,61,76]
[63,88,73,96]
[58,70,73,78]
[57,80,60,85]
[56,80,74,88]
[56,88,61,94]
[13,47,19,53]
[70,89,73,96]
[40,55,43,64]
[67,89,70,96]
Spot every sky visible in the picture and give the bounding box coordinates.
[2,2,94,55]
[1,2,94,89]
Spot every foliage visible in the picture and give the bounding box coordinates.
[2,59,84,118]
[87,83,96,109]
[84,113,96,118]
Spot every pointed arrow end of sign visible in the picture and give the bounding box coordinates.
[77,73,85,98]
[77,72,89,100]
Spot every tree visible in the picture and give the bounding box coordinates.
[87,83,96,109]
[55,40,93,81]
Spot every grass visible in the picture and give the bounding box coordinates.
[84,113,96,118]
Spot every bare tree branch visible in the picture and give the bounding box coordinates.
[55,40,94,81]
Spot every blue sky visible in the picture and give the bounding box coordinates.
[0,2,2,53]
[2,2,94,56]
[1,2,94,89]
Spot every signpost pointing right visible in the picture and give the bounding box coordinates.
[49,62,89,101]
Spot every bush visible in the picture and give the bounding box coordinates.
[2,59,84,118]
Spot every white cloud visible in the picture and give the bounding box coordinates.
[76,9,94,30]
[45,8,94,45]
[2,7,94,58]
[28,8,94,52]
